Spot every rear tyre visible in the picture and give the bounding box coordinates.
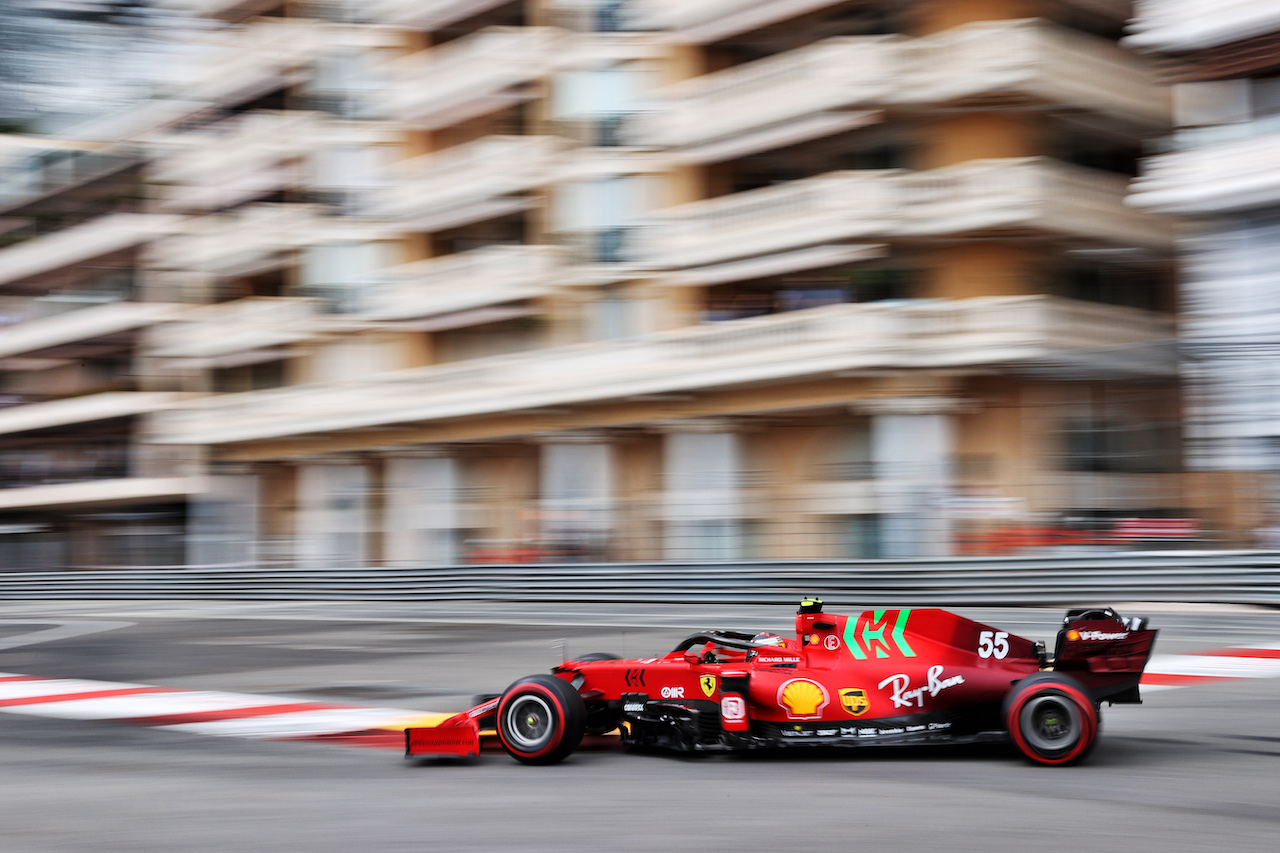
[1004,673,1099,766]
[496,674,586,765]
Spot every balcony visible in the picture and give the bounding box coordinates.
[633,0,1134,42]
[374,136,567,229]
[0,392,178,438]
[147,296,1175,446]
[148,297,326,361]
[638,158,1172,270]
[634,19,1167,156]
[903,19,1170,129]
[376,27,569,128]
[365,0,513,29]
[362,245,566,322]
[153,111,315,210]
[0,214,180,289]
[0,146,139,214]
[895,157,1173,248]
[151,111,392,211]
[1125,0,1280,52]
[0,477,202,512]
[0,302,180,361]
[172,19,396,108]
[633,36,903,155]
[638,170,899,269]
[149,204,322,276]
[628,0,847,43]
[1129,125,1280,214]
[145,0,278,17]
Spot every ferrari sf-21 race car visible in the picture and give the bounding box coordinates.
[406,598,1156,766]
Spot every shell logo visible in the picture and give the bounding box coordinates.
[777,678,830,720]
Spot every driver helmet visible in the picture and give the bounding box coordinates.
[751,631,785,647]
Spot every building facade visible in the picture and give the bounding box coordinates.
[1128,0,1280,544]
[0,0,1203,568]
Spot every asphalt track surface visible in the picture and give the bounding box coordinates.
[0,600,1278,852]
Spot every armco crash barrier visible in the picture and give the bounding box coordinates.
[0,552,1278,605]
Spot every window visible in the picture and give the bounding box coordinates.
[835,514,883,559]
[1252,76,1280,119]
[814,423,874,481]
[1059,419,1180,474]
[552,176,655,262]
[385,457,460,566]
[541,443,613,558]
[664,432,742,560]
[300,242,388,312]
[311,145,385,212]
[593,285,631,340]
[552,65,652,146]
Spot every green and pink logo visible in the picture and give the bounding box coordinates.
[844,609,916,660]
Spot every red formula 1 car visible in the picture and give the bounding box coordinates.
[406,598,1156,766]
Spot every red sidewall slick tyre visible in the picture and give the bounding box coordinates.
[1004,674,1099,766]
[496,674,586,766]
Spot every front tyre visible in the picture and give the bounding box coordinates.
[1004,673,1099,766]
[496,674,586,765]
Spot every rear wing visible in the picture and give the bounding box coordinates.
[1052,607,1158,704]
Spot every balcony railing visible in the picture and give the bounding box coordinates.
[0,392,178,438]
[152,111,394,211]
[0,214,180,288]
[364,0,513,29]
[153,111,321,183]
[0,302,179,361]
[172,19,397,108]
[374,135,567,228]
[0,476,202,512]
[637,170,901,268]
[1129,125,1280,214]
[148,297,326,360]
[377,27,569,128]
[0,148,139,212]
[362,245,567,321]
[144,0,266,17]
[0,445,131,491]
[170,19,322,106]
[639,158,1172,269]
[634,19,1168,152]
[904,18,1170,128]
[632,0,1130,40]
[628,0,847,42]
[148,296,1175,446]
[634,35,904,149]
[896,157,1172,248]
[152,111,317,211]
[149,204,322,276]
[1126,0,1280,52]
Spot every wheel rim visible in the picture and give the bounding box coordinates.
[505,695,555,750]
[1021,694,1081,754]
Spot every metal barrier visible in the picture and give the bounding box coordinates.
[0,552,1278,606]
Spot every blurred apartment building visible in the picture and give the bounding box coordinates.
[0,0,1195,569]
[1128,0,1280,543]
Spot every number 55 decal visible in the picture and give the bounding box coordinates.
[978,631,1009,659]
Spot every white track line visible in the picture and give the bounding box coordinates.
[163,708,422,739]
[0,672,423,740]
